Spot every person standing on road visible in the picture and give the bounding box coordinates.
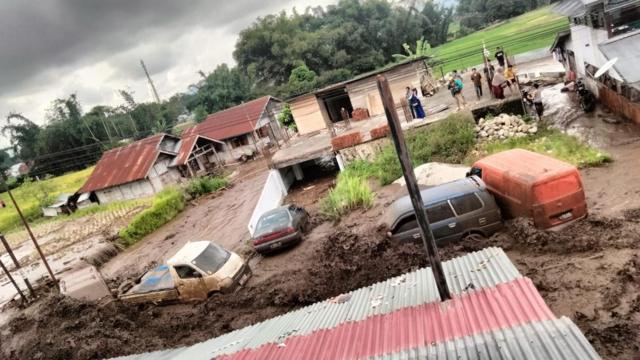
[471,68,483,99]
[528,83,544,119]
[409,88,426,119]
[491,67,507,99]
[405,86,416,119]
[495,47,506,67]
[452,69,463,81]
[504,64,517,95]
[448,77,467,111]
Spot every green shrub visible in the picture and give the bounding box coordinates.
[364,112,477,185]
[480,126,611,167]
[119,187,186,246]
[186,176,229,198]
[319,113,476,220]
[320,172,374,219]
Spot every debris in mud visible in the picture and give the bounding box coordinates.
[476,114,537,141]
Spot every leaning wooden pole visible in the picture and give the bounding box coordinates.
[376,75,451,301]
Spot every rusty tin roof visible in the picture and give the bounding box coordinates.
[80,134,174,193]
[183,96,273,141]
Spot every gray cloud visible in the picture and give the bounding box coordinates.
[0,0,337,144]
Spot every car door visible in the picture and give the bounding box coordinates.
[425,201,458,243]
[174,265,208,301]
[449,193,485,238]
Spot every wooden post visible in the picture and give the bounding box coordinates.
[376,74,451,301]
[6,188,57,285]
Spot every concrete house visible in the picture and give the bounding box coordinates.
[182,96,286,161]
[79,133,223,204]
[288,58,434,135]
[552,0,640,122]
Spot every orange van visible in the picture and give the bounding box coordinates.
[469,149,587,229]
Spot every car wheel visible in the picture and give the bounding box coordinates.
[462,233,486,242]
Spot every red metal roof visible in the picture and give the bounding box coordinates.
[183,96,272,141]
[219,278,554,360]
[172,135,222,167]
[80,134,168,193]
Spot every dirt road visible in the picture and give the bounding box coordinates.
[101,166,268,280]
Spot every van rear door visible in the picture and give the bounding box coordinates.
[532,174,587,228]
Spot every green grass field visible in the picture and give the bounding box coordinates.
[432,6,569,73]
[0,167,93,233]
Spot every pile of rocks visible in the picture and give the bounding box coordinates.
[476,114,538,141]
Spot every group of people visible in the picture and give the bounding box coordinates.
[403,46,543,120]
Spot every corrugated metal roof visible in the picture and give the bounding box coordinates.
[171,135,224,167]
[553,0,587,16]
[113,248,521,360]
[599,30,640,84]
[183,96,273,141]
[217,278,554,360]
[80,134,174,193]
[370,317,600,360]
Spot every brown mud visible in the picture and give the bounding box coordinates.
[3,204,639,359]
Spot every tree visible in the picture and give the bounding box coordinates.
[286,64,318,97]
[1,113,41,161]
[392,37,434,62]
[278,104,296,131]
[192,64,252,114]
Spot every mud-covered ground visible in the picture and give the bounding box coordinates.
[2,179,639,359]
[2,92,640,359]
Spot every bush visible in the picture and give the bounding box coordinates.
[320,172,374,219]
[367,112,477,185]
[119,187,185,246]
[479,126,611,167]
[186,176,229,198]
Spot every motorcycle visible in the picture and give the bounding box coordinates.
[576,79,596,112]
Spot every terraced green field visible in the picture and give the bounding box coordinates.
[433,6,569,72]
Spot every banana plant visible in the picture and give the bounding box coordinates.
[392,37,434,61]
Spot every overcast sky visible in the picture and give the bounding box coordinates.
[0,0,337,146]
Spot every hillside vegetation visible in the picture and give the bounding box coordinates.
[433,7,569,72]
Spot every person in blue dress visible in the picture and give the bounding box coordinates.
[409,88,425,119]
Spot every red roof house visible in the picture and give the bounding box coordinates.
[183,96,285,158]
[80,133,223,203]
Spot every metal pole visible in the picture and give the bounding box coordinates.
[6,189,57,285]
[0,234,36,297]
[0,234,35,297]
[376,75,452,301]
[0,258,27,303]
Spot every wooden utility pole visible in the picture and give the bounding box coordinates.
[376,74,451,301]
[140,60,161,103]
[1,234,35,297]
[0,258,26,303]
[6,188,57,286]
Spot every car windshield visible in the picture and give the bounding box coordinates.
[192,244,231,275]
[255,209,290,236]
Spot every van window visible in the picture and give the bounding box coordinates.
[174,265,201,279]
[193,244,231,275]
[534,175,580,202]
[426,202,455,223]
[451,194,483,215]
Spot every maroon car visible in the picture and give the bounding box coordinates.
[252,204,309,255]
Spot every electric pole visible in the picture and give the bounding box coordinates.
[140,60,161,103]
